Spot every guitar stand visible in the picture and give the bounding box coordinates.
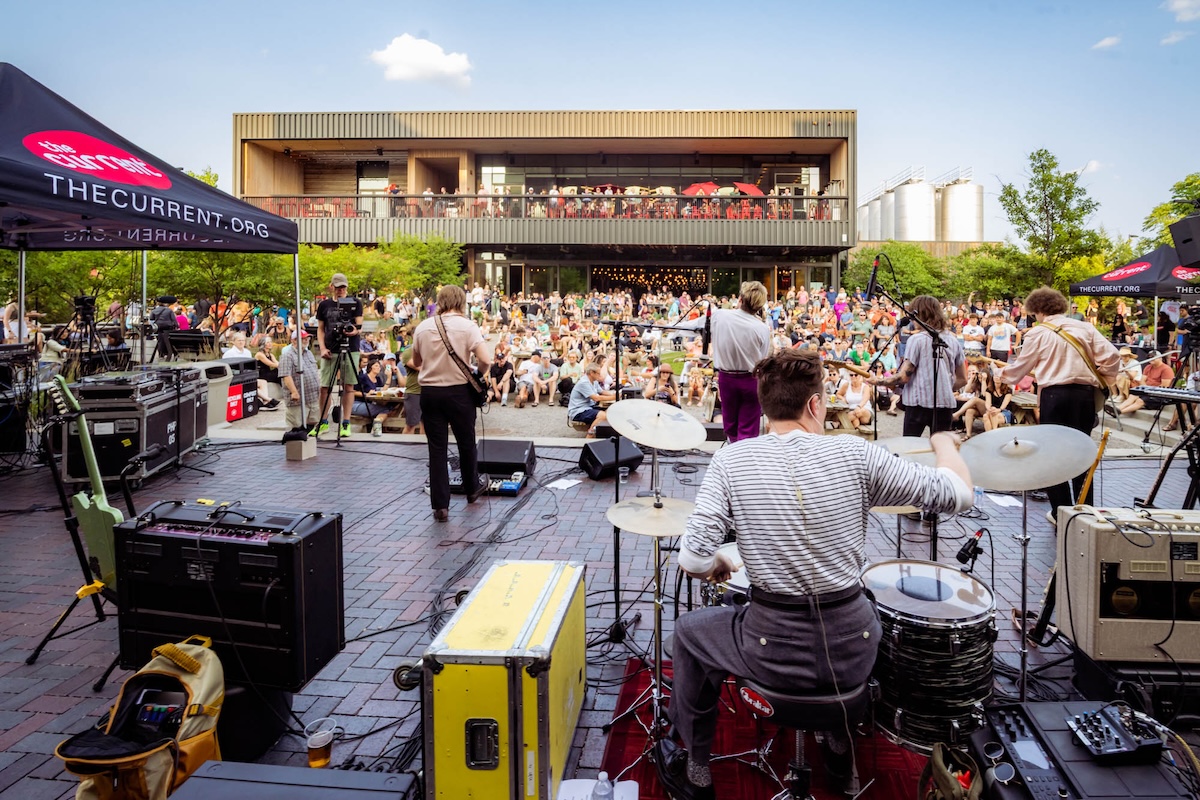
[26,420,121,691]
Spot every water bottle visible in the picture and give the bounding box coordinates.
[591,770,614,800]
[974,486,985,506]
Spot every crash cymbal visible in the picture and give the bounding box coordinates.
[874,436,937,468]
[871,505,922,515]
[960,425,1097,492]
[605,398,706,450]
[606,496,695,537]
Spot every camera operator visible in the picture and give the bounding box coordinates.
[315,273,364,438]
[1179,304,1200,367]
[149,295,178,360]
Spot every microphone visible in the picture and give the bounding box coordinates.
[956,529,985,564]
[866,255,881,300]
[702,302,713,354]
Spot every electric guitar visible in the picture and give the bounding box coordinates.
[49,376,123,590]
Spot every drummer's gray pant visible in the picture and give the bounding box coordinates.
[667,592,880,766]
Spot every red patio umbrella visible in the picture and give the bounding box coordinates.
[683,181,720,196]
[732,181,765,196]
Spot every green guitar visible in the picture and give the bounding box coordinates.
[50,376,123,590]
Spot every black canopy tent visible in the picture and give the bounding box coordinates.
[0,62,301,364]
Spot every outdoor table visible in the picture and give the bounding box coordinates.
[1010,391,1038,425]
[825,398,854,432]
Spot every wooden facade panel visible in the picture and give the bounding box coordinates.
[295,217,850,250]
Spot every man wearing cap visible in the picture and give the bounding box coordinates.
[1117,350,1174,417]
[149,295,179,360]
[315,273,364,438]
[279,330,320,433]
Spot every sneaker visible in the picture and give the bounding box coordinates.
[313,421,330,436]
[1045,511,1057,527]
[340,422,352,438]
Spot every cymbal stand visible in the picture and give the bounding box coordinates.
[1016,489,1031,701]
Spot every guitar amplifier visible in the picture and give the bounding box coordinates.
[1056,506,1200,664]
[115,502,345,691]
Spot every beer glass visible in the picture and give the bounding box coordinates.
[305,717,338,768]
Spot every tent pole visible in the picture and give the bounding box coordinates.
[140,251,147,364]
[1154,297,1159,348]
[17,250,26,343]
[294,253,305,425]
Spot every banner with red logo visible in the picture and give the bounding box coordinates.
[0,62,297,253]
[1070,244,1199,297]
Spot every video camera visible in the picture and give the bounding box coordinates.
[74,295,97,324]
[329,297,360,344]
[1180,306,1200,342]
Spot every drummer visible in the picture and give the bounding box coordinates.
[657,348,972,800]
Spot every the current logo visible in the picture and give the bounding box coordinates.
[1102,262,1152,281]
[23,130,172,190]
[1174,265,1200,282]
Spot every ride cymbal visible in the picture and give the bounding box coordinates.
[960,425,1096,492]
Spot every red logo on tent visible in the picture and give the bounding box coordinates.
[1173,266,1200,282]
[1102,262,1151,281]
[23,130,172,190]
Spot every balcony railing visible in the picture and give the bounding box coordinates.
[243,193,849,223]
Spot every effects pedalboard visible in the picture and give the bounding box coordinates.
[445,471,528,496]
[1064,705,1163,766]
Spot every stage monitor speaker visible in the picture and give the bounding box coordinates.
[1172,215,1200,268]
[478,438,536,476]
[579,436,644,480]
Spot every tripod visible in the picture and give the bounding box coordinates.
[317,330,357,446]
[62,297,113,380]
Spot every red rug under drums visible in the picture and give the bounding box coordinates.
[600,659,927,800]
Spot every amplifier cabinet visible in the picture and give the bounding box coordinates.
[63,389,195,485]
[1057,506,1200,663]
[423,560,586,800]
[116,502,345,692]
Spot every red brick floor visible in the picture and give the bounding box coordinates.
[0,439,1192,798]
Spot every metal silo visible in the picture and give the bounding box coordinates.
[857,204,870,242]
[868,198,882,240]
[894,182,936,241]
[881,192,895,240]
[941,182,984,242]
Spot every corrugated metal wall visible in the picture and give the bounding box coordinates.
[234,110,856,142]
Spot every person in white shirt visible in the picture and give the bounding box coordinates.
[961,314,986,354]
[514,351,549,407]
[986,316,1020,362]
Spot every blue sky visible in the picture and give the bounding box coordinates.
[3,0,1196,244]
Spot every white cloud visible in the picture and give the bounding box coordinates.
[1080,159,1102,175]
[1091,35,1121,50]
[1163,0,1200,22]
[370,34,472,88]
[1161,30,1194,45]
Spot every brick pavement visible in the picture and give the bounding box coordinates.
[0,435,1193,797]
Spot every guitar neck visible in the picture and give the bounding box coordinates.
[54,377,111,507]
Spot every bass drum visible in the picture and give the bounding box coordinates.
[863,559,996,753]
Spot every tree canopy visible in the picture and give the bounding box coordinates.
[1142,172,1200,249]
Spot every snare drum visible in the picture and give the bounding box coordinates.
[700,543,750,606]
[862,559,996,753]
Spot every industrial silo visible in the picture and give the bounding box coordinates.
[941,182,984,242]
[857,205,870,242]
[881,192,895,240]
[868,198,882,240]
[894,182,936,241]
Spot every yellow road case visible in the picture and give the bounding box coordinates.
[422,560,587,800]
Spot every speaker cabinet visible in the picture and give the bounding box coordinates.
[478,438,537,476]
[1172,215,1200,268]
[579,437,644,480]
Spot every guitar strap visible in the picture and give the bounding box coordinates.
[434,314,484,393]
[1036,321,1109,392]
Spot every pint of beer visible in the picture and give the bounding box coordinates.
[304,717,337,768]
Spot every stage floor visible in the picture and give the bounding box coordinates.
[0,437,1195,798]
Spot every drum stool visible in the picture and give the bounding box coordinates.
[716,677,871,799]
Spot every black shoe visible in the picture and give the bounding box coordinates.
[433,508,448,523]
[820,736,857,796]
[467,474,490,504]
[653,739,715,800]
[1104,405,1117,419]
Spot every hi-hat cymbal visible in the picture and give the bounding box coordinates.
[606,496,695,537]
[605,398,706,450]
[960,425,1097,492]
[874,436,937,468]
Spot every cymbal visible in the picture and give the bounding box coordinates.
[606,496,695,537]
[874,437,937,468]
[960,425,1097,492]
[605,398,706,450]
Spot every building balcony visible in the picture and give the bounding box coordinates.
[242,193,853,250]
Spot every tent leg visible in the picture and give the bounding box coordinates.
[294,253,306,426]
[140,251,147,364]
[17,250,26,343]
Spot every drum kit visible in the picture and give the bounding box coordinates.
[599,400,1100,759]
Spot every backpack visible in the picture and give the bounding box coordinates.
[56,636,224,800]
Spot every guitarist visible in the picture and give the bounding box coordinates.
[1000,287,1120,520]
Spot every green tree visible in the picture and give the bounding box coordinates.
[945,243,1042,300]
[1142,172,1200,248]
[380,233,465,294]
[844,242,947,299]
[185,167,220,187]
[147,251,297,327]
[998,148,1102,284]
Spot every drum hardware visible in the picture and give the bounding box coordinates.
[864,559,997,752]
[874,437,938,558]
[603,399,705,770]
[960,425,1097,701]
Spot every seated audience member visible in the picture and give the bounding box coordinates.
[353,355,401,436]
[557,350,584,406]
[1122,350,1174,417]
[487,350,515,405]
[254,335,282,410]
[514,351,550,408]
[568,361,616,436]
[1113,347,1143,401]
[644,362,681,406]
[836,371,873,430]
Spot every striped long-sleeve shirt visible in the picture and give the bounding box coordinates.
[680,431,970,596]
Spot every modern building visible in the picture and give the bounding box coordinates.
[232,110,857,297]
